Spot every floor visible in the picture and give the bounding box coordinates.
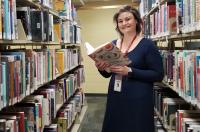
[78,95,167,132]
[78,96,106,132]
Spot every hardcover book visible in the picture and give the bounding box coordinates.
[85,42,131,66]
[30,10,43,41]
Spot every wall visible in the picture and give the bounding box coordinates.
[78,8,119,93]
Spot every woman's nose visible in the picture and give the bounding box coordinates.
[122,20,128,25]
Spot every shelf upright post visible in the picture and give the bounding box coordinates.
[168,38,175,51]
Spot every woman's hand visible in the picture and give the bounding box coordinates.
[95,61,111,71]
[110,65,130,76]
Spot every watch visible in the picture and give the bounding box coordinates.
[128,67,132,72]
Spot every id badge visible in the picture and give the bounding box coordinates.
[114,74,122,92]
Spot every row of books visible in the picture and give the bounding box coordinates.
[17,9,54,42]
[56,92,85,131]
[43,89,85,132]
[178,0,200,33]
[54,0,73,21]
[57,70,85,102]
[48,0,80,43]
[0,0,17,40]
[0,66,85,132]
[140,0,200,37]
[139,0,176,16]
[29,0,54,9]
[0,0,81,43]
[153,84,200,132]
[25,0,77,22]
[55,48,81,75]
[0,48,81,109]
[0,88,85,132]
[17,9,80,43]
[176,110,200,132]
[139,0,154,17]
[149,1,176,36]
[160,50,200,104]
[35,0,78,23]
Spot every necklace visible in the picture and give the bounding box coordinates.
[119,34,137,55]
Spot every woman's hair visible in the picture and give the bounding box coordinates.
[113,5,142,36]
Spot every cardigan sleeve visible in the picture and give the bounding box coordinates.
[98,70,112,78]
[128,42,164,82]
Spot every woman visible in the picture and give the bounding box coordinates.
[95,5,164,132]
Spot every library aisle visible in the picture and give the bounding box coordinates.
[78,96,166,132]
[78,96,106,132]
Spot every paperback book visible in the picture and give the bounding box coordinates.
[85,42,131,66]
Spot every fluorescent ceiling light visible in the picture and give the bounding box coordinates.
[95,5,122,9]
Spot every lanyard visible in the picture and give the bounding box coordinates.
[119,35,137,55]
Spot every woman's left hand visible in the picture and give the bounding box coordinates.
[110,65,130,76]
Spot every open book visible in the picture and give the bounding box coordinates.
[84,42,131,66]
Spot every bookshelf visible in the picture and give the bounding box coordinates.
[70,105,88,132]
[140,0,200,131]
[0,0,87,131]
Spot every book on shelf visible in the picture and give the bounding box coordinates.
[0,112,25,132]
[0,119,6,132]
[84,42,131,71]
[0,115,17,132]
[176,110,200,132]
[163,98,191,130]
[16,7,32,40]
[30,10,43,41]
[43,124,58,132]
[182,118,200,132]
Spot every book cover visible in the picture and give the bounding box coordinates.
[0,0,2,39]
[0,112,25,132]
[85,42,131,66]
[43,11,49,42]
[55,51,65,74]
[189,124,200,132]
[0,61,9,107]
[43,124,58,132]
[1,62,7,108]
[182,118,200,132]
[1,55,16,105]
[1,51,26,100]
[30,10,43,41]
[176,110,200,132]
[0,119,6,132]
[167,2,176,34]
[17,7,31,40]
[53,19,61,43]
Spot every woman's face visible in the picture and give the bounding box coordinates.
[117,12,137,35]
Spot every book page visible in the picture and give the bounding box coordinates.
[84,42,95,55]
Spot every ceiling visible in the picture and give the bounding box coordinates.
[72,0,140,10]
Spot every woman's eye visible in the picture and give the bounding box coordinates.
[125,18,131,21]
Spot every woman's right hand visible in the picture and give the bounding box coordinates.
[95,61,110,71]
